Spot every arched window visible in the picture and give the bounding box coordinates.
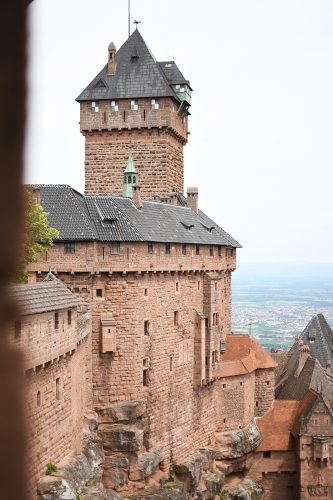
[124,176,127,183]
[133,176,136,183]
[128,176,132,184]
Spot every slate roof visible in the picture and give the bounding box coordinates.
[27,185,241,247]
[292,390,333,436]
[299,314,333,370]
[275,341,333,401]
[76,30,190,102]
[8,277,81,316]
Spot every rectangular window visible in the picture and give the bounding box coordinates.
[144,320,150,336]
[91,101,99,112]
[212,313,219,326]
[151,99,159,109]
[174,311,179,326]
[143,358,149,387]
[226,248,234,257]
[54,312,59,330]
[144,288,148,296]
[131,99,139,110]
[56,378,61,400]
[14,319,21,339]
[209,245,214,257]
[111,100,118,111]
[175,282,179,292]
[165,243,171,255]
[67,309,72,325]
[196,244,200,255]
[96,289,103,298]
[170,356,173,371]
[182,243,187,255]
[110,242,120,254]
[263,451,271,458]
[148,242,154,254]
[64,242,75,254]
[218,246,222,257]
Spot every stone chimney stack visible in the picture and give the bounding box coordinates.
[295,342,311,377]
[187,187,199,213]
[107,42,117,75]
[132,184,142,209]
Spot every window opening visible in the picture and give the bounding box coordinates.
[165,243,171,254]
[209,246,214,257]
[111,100,118,111]
[131,100,139,110]
[170,356,173,371]
[148,242,154,254]
[196,244,200,255]
[174,311,179,326]
[68,309,72,325]
[144,320,150,336]
[144,288,148,296]
[56,378,61,400]
[96,289,103,298]
[110,242,120,254]
[64,242,75,254]
[175,282,179,292]
[151,99,159,109]
[182,243,187,255]
[263,451,271,458]
[91,101,99,112]
[54,312,59,330]
[37,390,41,407]
[14,319,21,339]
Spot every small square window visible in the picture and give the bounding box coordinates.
[131,99,139,110]
[96,289,103,298]
[91,101,99,112]
[182,243,187,255]
[110,242,120,254]
[14,319,21,339]
[266,381,270,385]
[64,242,75,254]
[263,451,271,458]
[148,242,154,254]
[165,243,171,254]
[196,244,200,255]
[111,100,118,111]
[151,99,159,110]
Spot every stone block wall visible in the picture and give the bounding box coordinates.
[217,373,255,431]
[9,308,78,370]
[254,368,275,417]
[25,335,91,500]
[84,129,184,199]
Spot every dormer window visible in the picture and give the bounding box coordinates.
[309,337,315,343]
[131,100,139,111]
[91,101,99,112]
[111,100,118,111]
[151,99,159,110]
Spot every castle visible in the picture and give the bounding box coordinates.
[14,29,333,500]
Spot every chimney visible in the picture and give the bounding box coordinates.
[107,42,117,75]
[187,187,198,213]
[295,343,310,377]
[132,184,142,209]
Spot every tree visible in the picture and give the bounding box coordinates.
[16,190,59,282]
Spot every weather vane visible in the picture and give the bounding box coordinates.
[133,20,141,29]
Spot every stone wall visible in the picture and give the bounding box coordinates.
[254,368,275,417]
[218,373,255,431]
[25,334,92,499]
[80,96,188,199]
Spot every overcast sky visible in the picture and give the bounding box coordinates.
[25,0,333,268]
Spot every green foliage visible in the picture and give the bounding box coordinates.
[220,491,229,500]
[76,494,81,500]
[45,462,57,475]
[16,190,59,282]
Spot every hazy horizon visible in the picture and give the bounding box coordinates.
[25,1,333,267]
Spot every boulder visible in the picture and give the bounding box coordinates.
[215,421,261,459]
[129,448,163,481]
[174,452,206,491]
[37,476,76,500]
[99,424,143,452]
[127,484,187,499]
[98,401,146,423]
[221,479,263,500]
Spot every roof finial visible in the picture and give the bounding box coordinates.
[133,20,141,29]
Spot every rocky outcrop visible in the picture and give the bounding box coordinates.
[37,414,104,499]
[126,484,187,499]
[99,425,144,452]
[214,421,261,459]
[98,401,146,424]
[220,479,263,499]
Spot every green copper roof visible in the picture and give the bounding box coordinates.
[124,152,137,174]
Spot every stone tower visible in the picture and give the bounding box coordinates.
[76,29,192,200]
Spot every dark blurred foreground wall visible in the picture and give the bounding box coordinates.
[0,1,29,499]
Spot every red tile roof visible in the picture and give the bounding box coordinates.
[256,400,299,451]
[219,334,277,378]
